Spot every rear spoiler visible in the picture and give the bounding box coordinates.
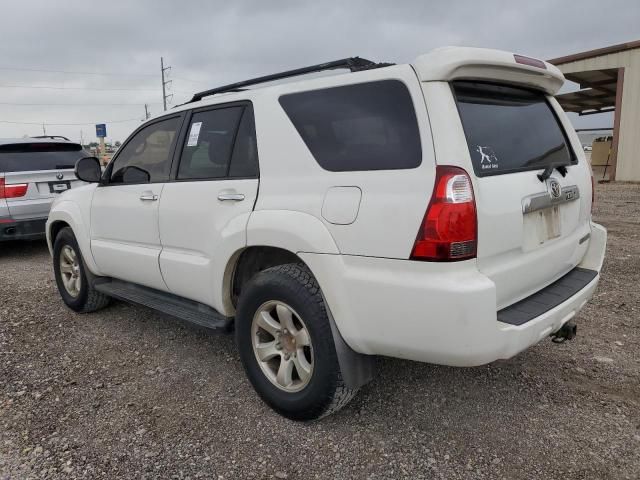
[413,47,564,95]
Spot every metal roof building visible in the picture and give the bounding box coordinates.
[550,40,640,181]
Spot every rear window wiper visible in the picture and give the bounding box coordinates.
[537,164,568,182]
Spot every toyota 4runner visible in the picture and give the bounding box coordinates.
[46,47,607,421]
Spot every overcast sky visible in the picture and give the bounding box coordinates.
[1,0,638,143]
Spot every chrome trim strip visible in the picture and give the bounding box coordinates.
[522,185,580,214]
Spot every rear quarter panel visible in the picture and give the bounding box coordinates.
[251,65,437,259]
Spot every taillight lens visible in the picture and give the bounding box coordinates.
[411,166,477,261]
[0,178,28,199]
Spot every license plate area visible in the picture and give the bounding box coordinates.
[523,205,561,251]
[49,181,71,193]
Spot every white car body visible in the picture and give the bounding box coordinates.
[47,47,607,368]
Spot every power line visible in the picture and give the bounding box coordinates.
[172,76,210,85]
[0,66,156,77]
[0,83,161,92]
[0,118,141,126]
[0,102,163,106]
[0,65,209,85]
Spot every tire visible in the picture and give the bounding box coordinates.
[53,227,110,313]
[236,263,357,421]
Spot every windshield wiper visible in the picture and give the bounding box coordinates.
[537,164,568,182]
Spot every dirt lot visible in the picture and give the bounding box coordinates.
[1,182,639,479]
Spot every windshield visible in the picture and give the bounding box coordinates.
[0,142,88,172]
[453,82,576,177]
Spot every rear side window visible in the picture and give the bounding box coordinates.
[0,143,89,172]
[178,107,244,180]
[279,80,422,172]
[229,108,259,178]
[453,82,576,177]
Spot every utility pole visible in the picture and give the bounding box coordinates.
[144,104,150,120]
[42,123,46,136]
[161,57,172,111]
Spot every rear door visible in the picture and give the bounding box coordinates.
[0,142,88,220]
[90,115,183,291]
[158,103,259,308]
[452,81,592,309]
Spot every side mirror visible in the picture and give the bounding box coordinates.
[75,157,102,183]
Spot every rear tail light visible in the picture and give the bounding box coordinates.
[0,178,28,199]
[411,166,477,261]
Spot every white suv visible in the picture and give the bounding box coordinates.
[46,47,607,420]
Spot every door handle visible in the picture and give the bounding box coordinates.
[139,192,159,201]
[218,193,245,202]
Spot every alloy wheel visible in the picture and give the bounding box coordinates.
[251,301,314,392]
[59,245,81,298]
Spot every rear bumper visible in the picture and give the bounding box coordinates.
[0,217,48,241]
[301,222,607,366]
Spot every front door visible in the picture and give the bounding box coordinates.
[91,115,183,291]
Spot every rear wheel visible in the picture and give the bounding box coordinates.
[236,263,356,421]
[53,227,110,313]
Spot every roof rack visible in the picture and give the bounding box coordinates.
[189,57,394,103]
[31,135,71,141]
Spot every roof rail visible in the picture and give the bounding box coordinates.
[189,57,394,103]
[31,135,71,141]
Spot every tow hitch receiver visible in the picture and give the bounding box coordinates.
[551,321,577,343]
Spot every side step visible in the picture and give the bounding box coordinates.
[94,279,233,332]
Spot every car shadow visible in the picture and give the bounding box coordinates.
[0,238,49,258]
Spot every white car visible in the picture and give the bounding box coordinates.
[46,47,607,421]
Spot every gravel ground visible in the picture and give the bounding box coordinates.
[1,182,639,480]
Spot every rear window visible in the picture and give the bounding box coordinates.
[453,82,576,177]
[0,142,88,172]
[279,80,421,172]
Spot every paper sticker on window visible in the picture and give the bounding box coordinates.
[187,122,203,147]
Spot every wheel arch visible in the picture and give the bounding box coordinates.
[46,202,101,275]
[221,209,340,313]
[224,243,375,390]
[48,219,70,250]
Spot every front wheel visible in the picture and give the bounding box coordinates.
[236,263,356,421]
[53,227,110,313]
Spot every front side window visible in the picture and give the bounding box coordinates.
[178,107,244,180]
[453,81,576,177]
[279,80,422,172]
[110,116,181,184]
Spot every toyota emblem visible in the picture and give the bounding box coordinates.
[56,172,64,180]
[548,178,561,199]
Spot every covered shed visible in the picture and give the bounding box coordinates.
[549,40,640,181]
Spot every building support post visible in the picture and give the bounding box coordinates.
[609,67,625,181]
